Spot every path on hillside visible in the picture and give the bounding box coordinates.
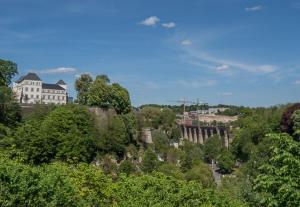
[210,161,222,187]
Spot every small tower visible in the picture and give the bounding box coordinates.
[56,79,67,90]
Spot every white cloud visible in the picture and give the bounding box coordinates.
[256,65,277,73]
[40,67,77,74]
[293,80,300,85]
[162,22,176,28]
[216,64,229,71]
[181,39,192,45]
[182,48,278,74]
[245,5,264,12]
[140,16,160,26]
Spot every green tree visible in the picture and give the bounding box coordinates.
[88,76,132,114]
[110,83,131,114]
[75,73,93,105]
[292,110,300,139]
[203,135,223,162]
[157,163,184,179]
[141,149,159,173]
[254,133,300,207]
[217,149,235,174]
[113,173,245,207]
[0,59,18,86]
[184,164,215,188]
[0,86,21,127]
[0,157,113,206]
[118,159,136,175]
[152,129,169,156]
[97,115,128,157]
[9,105,96,164]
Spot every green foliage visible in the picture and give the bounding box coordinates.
[118,160,136,175]
[152,129,169,156]
[113,173,246,207]
[75,74,93,105]
[0,59,18,86]
[0,157,113,207]
[180,141,204,172]
[120,112,137,144]
[110,83,131,114]
[280,103,300,135]
[0,86,21,127]
[292,110,300,139]
[203,136,223,162]
[101,154,118,175]
[157,163,184,179]
[87,76,131,114]
[141,148,159,173]
[8,105,96,164]
[138,106,161,128]
[96,115,128,157]
[254,133,300,207]
[23,104,56,121]
[184,164,215,188]
[170,125,181,142]
[217,149,235,174]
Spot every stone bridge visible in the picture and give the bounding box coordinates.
[179,124,232,147]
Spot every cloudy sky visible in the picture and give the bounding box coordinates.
[1,0,300,106]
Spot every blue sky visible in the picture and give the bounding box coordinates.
[1,0,300,106]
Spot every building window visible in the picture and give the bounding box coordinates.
[37,88,39,92]
[36,95,39,99]
[58,96,60,100]
[42,95,45,100]
[31,94,33,98]
[53,95,55,100]
[62,96,65,100]
[48,95,51,99]
[31,88,34,92]
[25,87,28,92]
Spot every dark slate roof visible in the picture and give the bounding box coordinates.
[56,79,66,85]
[42,83,65,90]
[15,73,41,83]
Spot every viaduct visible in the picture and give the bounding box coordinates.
[179,123,232,147]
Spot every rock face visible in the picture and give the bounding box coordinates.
[88,107,116,131]
[142,128,153,144]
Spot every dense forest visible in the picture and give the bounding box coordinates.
[1,59,300,207]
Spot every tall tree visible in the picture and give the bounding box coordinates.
[88,76,132,114]
[292,110,300,139]
[254,133,300,207]
[0,59,21,127]
[280,103,300,136]
[0,86,21,127]
[0,59,18,86]
[75,74,93,105]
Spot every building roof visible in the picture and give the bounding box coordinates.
[56,79,66,85]
[42,83,65,90]
[15,72,41,83]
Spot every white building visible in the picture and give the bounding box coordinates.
[13,72,68,104]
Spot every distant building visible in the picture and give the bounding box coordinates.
[188,107,228,117]
[12,72,68,104]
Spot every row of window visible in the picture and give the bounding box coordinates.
[24,87,65,94]
[42,95,65,101]
[24,94,65,101]
[24,81,41,85]
[25,87,39,92]
[43,89,65,94]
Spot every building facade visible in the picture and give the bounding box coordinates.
[12,73,68,104]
